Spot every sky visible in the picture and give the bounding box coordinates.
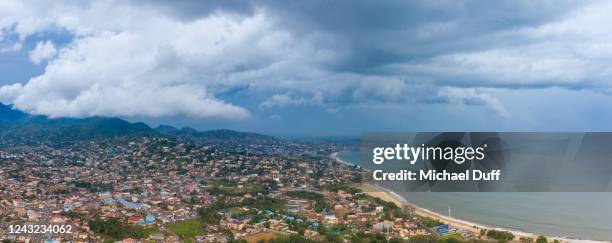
[2,0,612,137]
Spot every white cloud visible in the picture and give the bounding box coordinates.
[29,40,57,64]
[1,0,612,121]
[434,87,509,117]
[0,0,378,119]
[0,83,23,104]
[383,1,612,91]
[12,24,254,118]
[260,93,306,109]
[0,1,269,119]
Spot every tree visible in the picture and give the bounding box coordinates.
[268,235,321,243]
[198,207,222,224]
[389,238,404,243]
[486,230,514,241]
[89,217,151,240]
[365,219,372,228]
[442,238,462,243]
[536,235,548,243]
[407,235,437,243]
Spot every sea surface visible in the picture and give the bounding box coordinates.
[337,151,612,241]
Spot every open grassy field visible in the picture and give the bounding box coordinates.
[167,219,207,239]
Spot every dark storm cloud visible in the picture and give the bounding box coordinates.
[132,0,256,20]
[130,0,594,88]
[3,0,610,127]
[141,0,583,73]
[259,0,584,73]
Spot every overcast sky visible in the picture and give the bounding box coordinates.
[2,0,612,136]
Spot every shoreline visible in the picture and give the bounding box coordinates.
[332,151,605,243]
[359,184,604,243]
[358,183,484,236]
[330,151,355,167]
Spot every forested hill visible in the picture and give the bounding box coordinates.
[0,103,281,148]
[154,126,281,147]
[0,103,154,147]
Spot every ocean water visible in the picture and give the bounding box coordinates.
[337,151,612,241]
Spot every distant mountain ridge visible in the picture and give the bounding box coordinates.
[154,126,280,147]
[0,103,27,123]
[0,103,155,146]
[0,103,278,147]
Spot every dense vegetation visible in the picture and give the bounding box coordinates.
[198,195,286,224]
[416,215,444,228]
[485,229,514,241]
[89,218,158,241]
[0,103,154,147]
[155,125,281,150]
[0,102,286,149]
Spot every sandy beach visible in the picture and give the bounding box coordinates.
[334,151,483,234]
[330,152,355,166]
[334,152,602,243]
[357,183,483,235]
[356,183,605,243]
